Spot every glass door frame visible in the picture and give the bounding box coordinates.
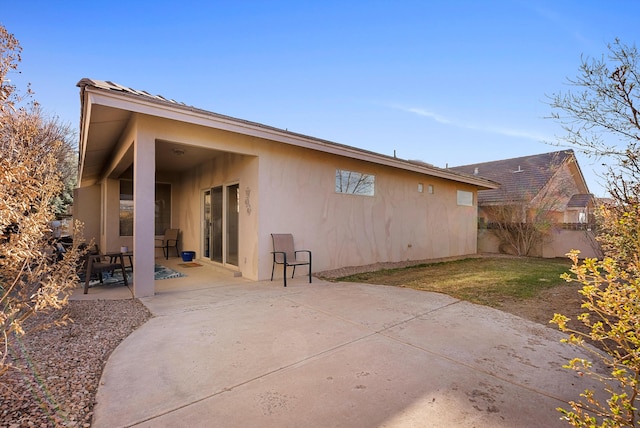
[201,182,239,269]
[225,183,240,267]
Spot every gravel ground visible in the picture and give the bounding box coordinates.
[1,299,151,427]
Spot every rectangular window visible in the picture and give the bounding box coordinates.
[119,180,134,236]
[335,169,375,196]
[119,180,172,236]
[457,190,473,206]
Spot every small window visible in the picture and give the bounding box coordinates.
[335,169,375,196]
[120,180,134,236]
[119,180,172,236]
[457,190,473,206]
[418,183,424,193]
[427,184,434,194]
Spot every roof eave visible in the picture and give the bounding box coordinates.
[77,79,499,190]
[77,83,91,186]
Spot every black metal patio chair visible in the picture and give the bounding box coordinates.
[270,233,312,287]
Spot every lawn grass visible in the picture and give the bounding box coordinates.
[338,256,573,307]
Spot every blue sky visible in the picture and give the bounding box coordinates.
[4,1,640,196]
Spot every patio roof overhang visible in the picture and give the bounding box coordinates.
[77,78,499,191]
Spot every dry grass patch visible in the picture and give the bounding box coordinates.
[338,256,575,308]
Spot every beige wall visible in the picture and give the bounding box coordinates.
[256,144,478,279]
[166,122,480,280]
[73,180,130,253]
[77,114,482,283]
[542,228,602,259]
[478,228,602,259]
[73,185,101,246]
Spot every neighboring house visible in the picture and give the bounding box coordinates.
[74,79,497,297]
[450,150,602,258]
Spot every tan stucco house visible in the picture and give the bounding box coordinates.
[450,150,601,258]
[74,79,497,297]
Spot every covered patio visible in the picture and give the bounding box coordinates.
[71,256,253,300]
[76,79,263,298]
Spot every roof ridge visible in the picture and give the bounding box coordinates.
[451,149,574,169]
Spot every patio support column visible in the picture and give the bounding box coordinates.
[132,131,155,297]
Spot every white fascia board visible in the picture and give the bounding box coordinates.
[85,88,498,190]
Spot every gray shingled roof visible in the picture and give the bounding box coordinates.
[450,150,575,204]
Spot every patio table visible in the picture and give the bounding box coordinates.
[107,251,133,272]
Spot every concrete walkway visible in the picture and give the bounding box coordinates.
[84,267,601,427]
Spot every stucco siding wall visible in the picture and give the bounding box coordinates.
[114,116,481,281]
[542,228,602,259]
[73,185,101,247]
[258,144,478,278]
[478,228,602,259]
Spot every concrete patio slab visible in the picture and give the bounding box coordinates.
[94,290,374,426]
[144,335,573,428]
[384,300,585,397]
[84,268,604,428]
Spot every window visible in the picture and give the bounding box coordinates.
[457,190,473,206]
[578,212,587,224]
[335,169,375,196]
[119,180,133,236]
[119,180,172,236]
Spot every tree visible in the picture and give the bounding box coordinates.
[549,39,640,426]
[46,117,78,217]
[0,25,84,378]
[549,39,640,208]
[484,198,554,257]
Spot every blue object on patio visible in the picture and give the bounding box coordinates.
[181,251,195,262]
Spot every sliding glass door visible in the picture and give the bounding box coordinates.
[203,184,238,267]
[203,190,211,258]
[226,184,239,266]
